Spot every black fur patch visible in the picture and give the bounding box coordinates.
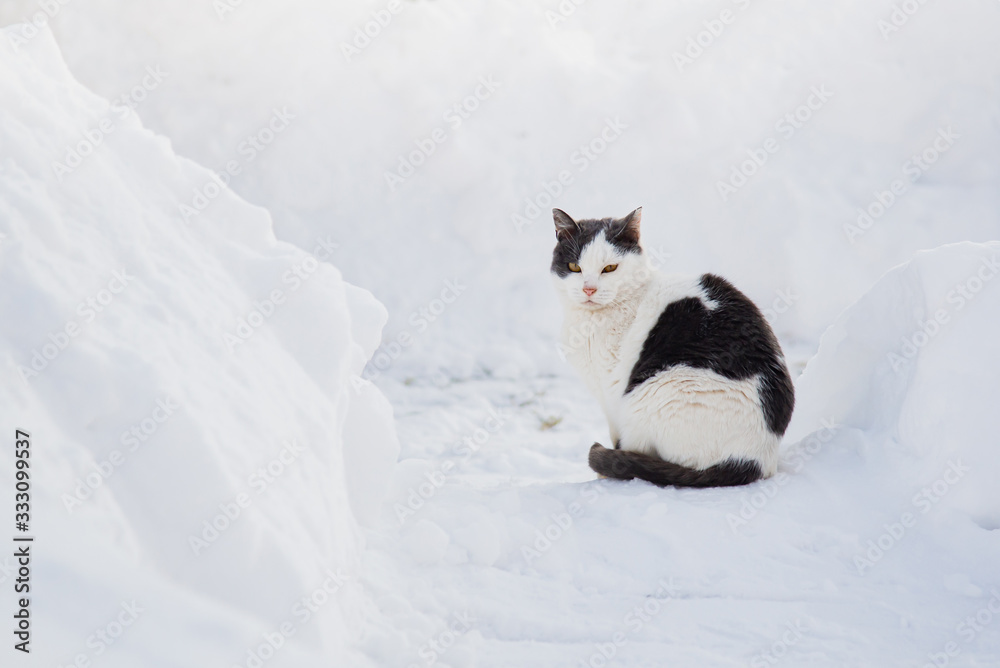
[625,273,794,436]
[550,214,641,278]
[589,443,762,488]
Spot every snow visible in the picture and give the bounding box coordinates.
[0,25,396,667]
[1,1,1000,666]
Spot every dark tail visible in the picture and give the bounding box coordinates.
[588,443,762,488]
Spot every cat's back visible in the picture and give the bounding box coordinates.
[620,271,794,436]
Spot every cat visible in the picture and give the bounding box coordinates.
[550,207,794,488]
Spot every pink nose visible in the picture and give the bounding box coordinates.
[583,287,597,297]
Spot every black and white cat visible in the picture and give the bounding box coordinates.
[551,207,794,488]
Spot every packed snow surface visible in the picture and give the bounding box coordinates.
[1,0,1000,666]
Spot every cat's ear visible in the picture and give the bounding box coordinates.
[553,209,578,241]
[617,207,642,246]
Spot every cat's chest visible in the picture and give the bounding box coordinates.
[562,308,636,382]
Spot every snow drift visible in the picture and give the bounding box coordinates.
[0,26,397,666]
[787,240,1000,535]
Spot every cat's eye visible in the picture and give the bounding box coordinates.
[603,264,618,273]
[568,262,582,273]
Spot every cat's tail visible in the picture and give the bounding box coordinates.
[588,443,762,488]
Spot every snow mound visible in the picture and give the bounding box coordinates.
[0,26,396,666]
[788,240,1000,531]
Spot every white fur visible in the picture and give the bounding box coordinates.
[553,233,779,477]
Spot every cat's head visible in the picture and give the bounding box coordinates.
[550,208,647,309]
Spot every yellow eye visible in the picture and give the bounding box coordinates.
[603,264,618,273]
[568,262,581,273]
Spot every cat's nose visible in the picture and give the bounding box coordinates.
[583,286,597,297]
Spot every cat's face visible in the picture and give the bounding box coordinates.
[550,208,646,309]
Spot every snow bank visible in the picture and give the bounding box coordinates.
[787,240,1000,531]
[0,26,396,666]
